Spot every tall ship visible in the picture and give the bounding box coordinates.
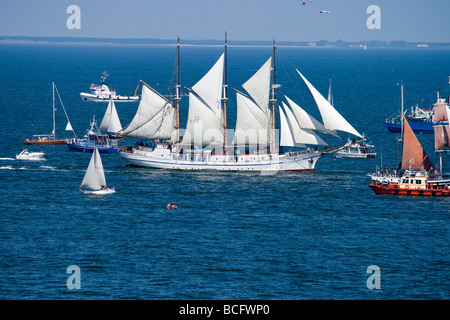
[119,36,363,172]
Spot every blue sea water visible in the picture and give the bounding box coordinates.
[0,44,449,300]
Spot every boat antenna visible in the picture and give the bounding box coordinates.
[222,31,228,150]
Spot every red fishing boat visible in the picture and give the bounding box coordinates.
[369,99,450,196]
[369,170,450,196]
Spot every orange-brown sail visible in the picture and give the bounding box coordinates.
[434,125,450,150]
[401,119,437,173]
[433,100,449,122]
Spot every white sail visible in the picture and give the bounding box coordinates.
[282,102,328,146]
[120,84,176,140]
[232,92,270,146]
[296,69,362,138]
[80,148,106,191]
[279,106,295,147]
[180,54,224,146]
[242,57,272,112]
[328,79,333,106]
[180,92,224,146]
[65,121,73,131]
[284,95,339,138]
[99,99,122,133]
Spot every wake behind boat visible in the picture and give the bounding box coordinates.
[80,71,139,102]
[119,36,363,172]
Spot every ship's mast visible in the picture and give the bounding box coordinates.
[174,35,181,143]
[52,82,56,138]
[222,31,228,151]
[270,38,279,154]
[400,82,404,143]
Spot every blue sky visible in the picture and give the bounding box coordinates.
[1,0,449,42]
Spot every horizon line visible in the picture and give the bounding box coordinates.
[0,35,448,45]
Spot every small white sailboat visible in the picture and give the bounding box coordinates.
[16,149,46,160]
[80,148,115,195]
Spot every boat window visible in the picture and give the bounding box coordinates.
[402,179,409,183]
[415,180,422,184]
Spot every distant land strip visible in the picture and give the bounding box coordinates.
[1,36,449,48]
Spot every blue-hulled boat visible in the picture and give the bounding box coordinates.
[65,116,121,153]
[383,117,434,133]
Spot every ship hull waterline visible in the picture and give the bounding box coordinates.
[24,139,66,145]
[369,183,450,196]
[120,149,322,172]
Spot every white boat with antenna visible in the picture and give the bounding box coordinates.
[80,148,115,195]
[16,149,46,161]
[119,36,363,172]
[24,82,74,145]
[80,71,139,102]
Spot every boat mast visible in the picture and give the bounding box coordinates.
[270,38,278,154]
[222,31,228,151]
[400,82,404,143]
[52,82,56,138]
[175,35,181,143]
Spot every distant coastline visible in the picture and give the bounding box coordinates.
[1,36,449,48]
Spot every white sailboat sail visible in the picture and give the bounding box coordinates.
[180,54,225,146]
[120,84,176,140]
[232,58,273,147]
[327,79,333,106]
[284,95,340,138]
[99,99,122,133]
[282,102,328,146]
[242,57,272,112]
[232,92,270,146]
[279,106,295,147]
[65,121,73,131]
[80,148,106,191]
[296,69,362,138]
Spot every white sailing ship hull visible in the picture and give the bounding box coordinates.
[120,145,321,172]
[80,92,139,102]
